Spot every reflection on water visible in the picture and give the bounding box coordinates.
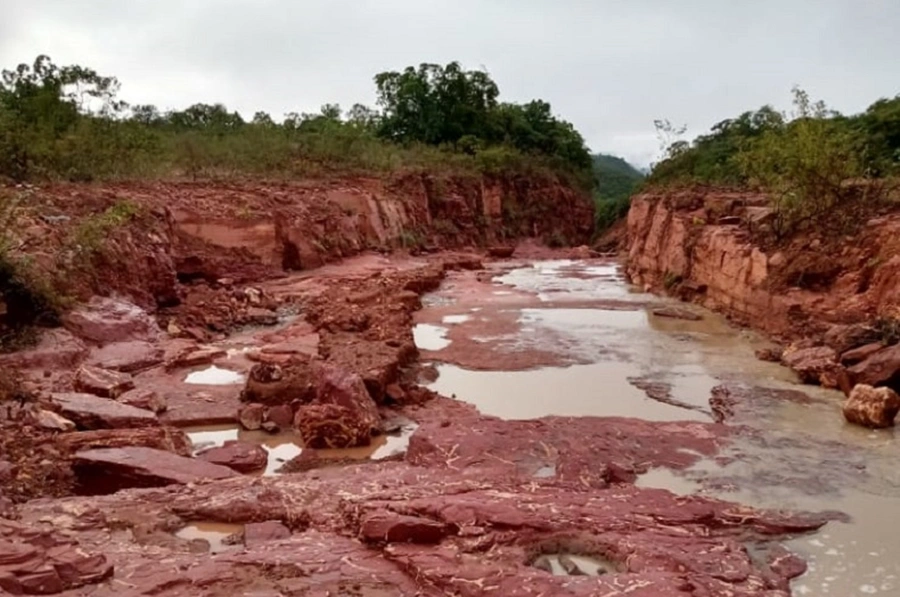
[428,362,710,421]
[184,366,245,385]
[186,422,417,475]
[413,323,451,350]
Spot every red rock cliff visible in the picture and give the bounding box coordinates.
[625,190,900,341]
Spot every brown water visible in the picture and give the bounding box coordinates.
[175,522,244,554]
[418,259,900,597]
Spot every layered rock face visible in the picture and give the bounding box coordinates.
[626,191,900,338]
[626,191,900,400]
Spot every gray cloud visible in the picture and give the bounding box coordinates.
[3,0,898,167]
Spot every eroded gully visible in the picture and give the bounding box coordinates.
[414,258,900,597]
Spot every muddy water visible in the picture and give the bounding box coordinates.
[175,522,243,554]
[186,423,417,475]
[417,259,900,597]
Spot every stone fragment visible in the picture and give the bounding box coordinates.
[74,365,135,398]
[63,296,160,344]
[242,360,315,406]
[359,512,450,545]
[197,441,268,473]
[118,388,167,414]
[87,340,164,372]
[239,403,265,431]
[59,427,193,457]
[294,403,372,449]
[652,306,703,321]
[843,384,900,429]
[35,409,77,432]
[265,405,293,430]
[243,521,291,546]
[840,343,885,365]
[782,345,846,388]
[849,344,900,387]
[72,447,237,493]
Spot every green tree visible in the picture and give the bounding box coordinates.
[736,87,870,237]
[375,62,499,146]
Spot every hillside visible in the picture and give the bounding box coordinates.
[591,153,645,232]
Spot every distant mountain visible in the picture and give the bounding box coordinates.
[592,154,645,200]
[592,154,645,232]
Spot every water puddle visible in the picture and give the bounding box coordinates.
[186,421,417,475]
[496,260,649,303]
[427,362,709,421]
[413,324,451,350]
[175,522,243,554]
[442,314,471,324]
[417,258,900,594]
[531,553,613,576]
[635,467,704,496]
[520,307,648,330]
[184,366,245,385]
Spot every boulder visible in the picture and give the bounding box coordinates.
[848,344,900,387]
[197,441,268,473]
[265,405,294,431]
[72,447,237,493]
[823,323,879,355]
[294,403,372,449]
[312,362,381,435]
[359,512,450,545]
[754,347,782,363]
[118,388,167,414]
[238,403,265,431]
[59,428,193,457]
[50,393,158,430]
[73,365,135,398]
[781,345,846,388]
[842,384,900,429]
[87,340,164,373]
[242,360,315,406]
[243,521,291,547]
[840,343,885,365]
[63,297,160,345]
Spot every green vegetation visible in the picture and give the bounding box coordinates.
[591,154,645,232]
[648,88,900,238]
[0,56,593,186]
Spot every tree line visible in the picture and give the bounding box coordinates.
[0,56,593,185]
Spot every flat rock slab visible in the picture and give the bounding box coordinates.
[59,428,193,457]
[73,447,238,494]
[87,340,164,373]
[63,297,161,345]
[51,393,158,430]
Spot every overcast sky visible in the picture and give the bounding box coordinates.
[2,0,898,167]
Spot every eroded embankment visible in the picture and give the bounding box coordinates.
[626,190,900,394]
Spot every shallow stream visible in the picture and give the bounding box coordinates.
[415,259,900,596]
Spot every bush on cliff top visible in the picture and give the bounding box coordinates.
[647,87,900,237]
[0,56,593,188]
